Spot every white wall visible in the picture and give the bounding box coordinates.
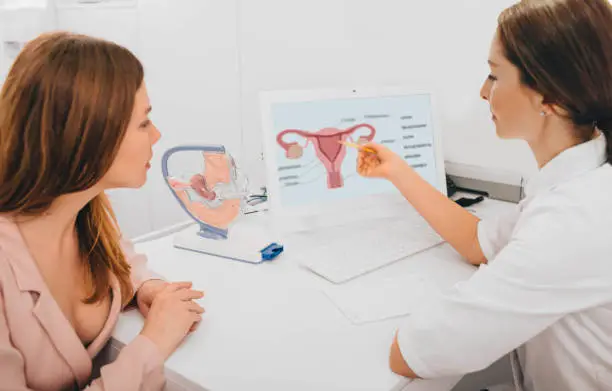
[1,0,536,238]
[0,2,57,84]
[237,0,534,189]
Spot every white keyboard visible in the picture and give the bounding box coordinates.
[287,214,444,283]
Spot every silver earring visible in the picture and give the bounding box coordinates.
[540,111,547,117]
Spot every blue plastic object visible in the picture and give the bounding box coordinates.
[260,243,284,261]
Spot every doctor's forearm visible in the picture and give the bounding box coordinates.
[389,166,487,265]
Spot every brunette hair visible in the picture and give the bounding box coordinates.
[0,32,144,305]
[498,0,612,162]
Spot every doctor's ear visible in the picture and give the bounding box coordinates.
[539,106,552,117]
[542,103,569,119]
[536,94,565,118]
[528,89,548,115]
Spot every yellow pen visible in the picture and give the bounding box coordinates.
[338,140,377,154]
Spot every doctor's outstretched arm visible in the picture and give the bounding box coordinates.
[357,143,487,266]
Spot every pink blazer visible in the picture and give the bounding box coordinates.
[0,215,166,391]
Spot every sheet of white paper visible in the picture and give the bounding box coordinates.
[323,274,437,325]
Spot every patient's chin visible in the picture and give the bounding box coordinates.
[114,174,148,190]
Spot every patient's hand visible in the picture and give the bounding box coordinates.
[140,282,205,360]
[137,279,169,318]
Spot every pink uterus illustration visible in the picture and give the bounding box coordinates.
[277,123,376,189]
[167,153,240,230]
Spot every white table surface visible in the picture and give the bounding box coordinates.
[113,198,516,391]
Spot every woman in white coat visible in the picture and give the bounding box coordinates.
[358,0,612,390]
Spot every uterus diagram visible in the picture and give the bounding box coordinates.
[276,123,376,189]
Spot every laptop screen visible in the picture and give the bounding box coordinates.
[263,92,443,211]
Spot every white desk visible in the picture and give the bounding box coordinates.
[112,198,516,391]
